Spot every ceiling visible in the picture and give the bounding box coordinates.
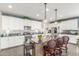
[0,3,79,22]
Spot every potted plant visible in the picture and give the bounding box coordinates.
[37,34,43,43]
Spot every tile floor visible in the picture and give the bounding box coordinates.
[0,44,79,56]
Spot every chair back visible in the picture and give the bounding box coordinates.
[56,38,64,47]
[62,36,69,44]
[47,40,56,49]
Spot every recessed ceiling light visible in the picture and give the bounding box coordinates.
[46,8,49,12]
[36,14,39,17]
[50,18,52,20]
[8,5,12,9]
[59,15,63,18]
[54,22,58,25]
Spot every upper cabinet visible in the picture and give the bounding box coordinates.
[59,19,78,30]
[23,19,31,26]
[2,15,24,31]
[50,19,78,30]
[0,15,42,34]
[23,19,42,32]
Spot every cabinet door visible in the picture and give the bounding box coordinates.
[1,37,9,49]
[8,36,19,47]
[8,36,24,48]
[1,36,25,49]
[16,36,24,45]
[8,36,16,47]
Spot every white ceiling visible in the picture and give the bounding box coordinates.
[0,3,79,21]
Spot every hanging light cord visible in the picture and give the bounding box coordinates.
[44,3,47,20]
[55,9,57,21]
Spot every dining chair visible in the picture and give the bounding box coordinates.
[56,38,64,55]
[62,36,69,53]
[43,39,62,56]
[43,40,57,56]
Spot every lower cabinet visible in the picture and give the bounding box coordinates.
[1,37,9,49]
[0,36,25,49]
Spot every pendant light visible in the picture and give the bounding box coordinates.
[44,3,47,20]
[43,3,47,23]
[42,3,48,34]
[54,9,58,25]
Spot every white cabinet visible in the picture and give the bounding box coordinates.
[0,37,9,49]
[8,36,24,48]
[16,36,25,45]
[8,36,17,47]
[2,16,24,31]
[23,20,31,26]
[0,36,25,49]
